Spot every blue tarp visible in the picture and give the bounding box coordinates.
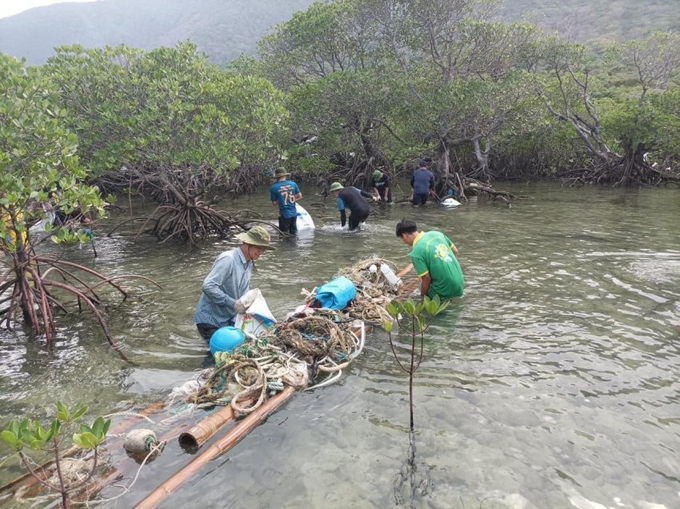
[315,276,356,310]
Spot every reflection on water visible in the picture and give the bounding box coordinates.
[1,183,680,508]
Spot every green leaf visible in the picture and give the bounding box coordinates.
[417,315,426,333]
[386,300,401,317]
[101,418,111,437]
[71,404,88,421]
[27,438,44,450]
[91,416,109,439]
[45,419,60,442]
[1,430,19,449]
[73,432,99,449]
[402,299,416,316]
[33,422,47,441]
[8,420,20,436]
[382,320,394,333]
[56,401,68,422]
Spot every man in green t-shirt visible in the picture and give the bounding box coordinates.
[395,219,464,300]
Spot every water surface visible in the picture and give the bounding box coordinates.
[1,182,679,509]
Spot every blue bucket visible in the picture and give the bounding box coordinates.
[209,326,246,355]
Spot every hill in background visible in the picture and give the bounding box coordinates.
[503,0,680,43]
[0,0,316,65]
[0,0,678,66]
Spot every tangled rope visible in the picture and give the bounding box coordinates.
[339,258,403,324]
[181,259,403,417]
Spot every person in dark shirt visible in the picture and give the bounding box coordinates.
[410,159,435,206]
[329,182,372,231]
[371,169,392,203]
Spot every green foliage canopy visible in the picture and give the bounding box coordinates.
[44,42,288,185]
[0,53,105,250]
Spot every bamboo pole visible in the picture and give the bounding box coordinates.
[135,386,296,509]
[178,405,235,452]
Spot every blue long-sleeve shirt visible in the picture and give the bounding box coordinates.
[193,247,252,327]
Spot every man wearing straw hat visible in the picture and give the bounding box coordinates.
[193,226,274,340]
[270,167,303,234]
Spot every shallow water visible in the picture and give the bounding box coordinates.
[1,182,679,508]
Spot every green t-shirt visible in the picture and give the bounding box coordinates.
[410,231,465,300]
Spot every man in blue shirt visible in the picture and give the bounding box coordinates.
[193,226,274,340]
[329,182,373,231]
[270,168,302,234]
[410,159,434,205]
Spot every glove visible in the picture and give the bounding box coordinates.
[235,289,258,314]
[234,299,248,314]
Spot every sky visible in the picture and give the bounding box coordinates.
[0,0,95,20]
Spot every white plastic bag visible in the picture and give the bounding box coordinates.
[234,288,276,338]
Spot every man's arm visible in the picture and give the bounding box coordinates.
[294,192,303,202]
[419,272,432,299]
[340,209,346,227]
[202,257,237,312]
[359,188,374,199]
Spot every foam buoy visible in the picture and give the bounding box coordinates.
[210,326,246,355]
[124,429,158,453]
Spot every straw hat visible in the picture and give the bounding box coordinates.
[274,168,290,178]
[329,182,344,192]
[235,226,274,250]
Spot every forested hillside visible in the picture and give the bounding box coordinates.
[0,0,316,65]
[0,0,677,65]
[503,0,680,43]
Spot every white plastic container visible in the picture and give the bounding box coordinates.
[380,264,400,286]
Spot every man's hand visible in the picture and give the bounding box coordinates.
[234,299,248,314]
[235,289,258,314]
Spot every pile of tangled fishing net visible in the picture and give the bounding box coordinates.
[337,257,406,324]
[183,258,406,417]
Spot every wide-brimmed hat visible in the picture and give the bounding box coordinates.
[373,170,382,179]
[235,226,274,250]
[329,182,344,192]
[274,168,290,178]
